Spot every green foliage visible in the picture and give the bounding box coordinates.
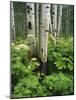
[42,72,73,95]
[12,74,47,97]
[48,37,73,72]
[11,37,74,98]
[11,41,40,94]
[13,75,39,97]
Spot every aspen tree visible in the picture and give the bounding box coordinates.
[39,4,50,74]
[26,3,36,56]
[10,1,16,42]
[49,5,52,33]
[35,3,39,56]
[52,4,57,45]
[36,4,39,35]
[57,5,62,37]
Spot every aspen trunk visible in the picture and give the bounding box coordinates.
[26,3,36,56]
[49,5,52,33]
[10,2,16,42]
[35,4,39,56]
[36,4,39,35]
[39,4,50,74]
[57,5,62,37]
[51,5,57,45]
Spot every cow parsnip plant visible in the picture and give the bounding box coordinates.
[48,37,73,72]
[11,37,74,98]
[42,72,73,95]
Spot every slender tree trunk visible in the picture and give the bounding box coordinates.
[35,4,39,56]
[26,3,36,56]
[39,4,50,74]
[10,2,16,42]
[49,5,52,33]
[52,5,57,37]
[36,4,39,35]
[51,5,57,45]
[57,5,62,37]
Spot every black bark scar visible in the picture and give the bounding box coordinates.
[28,21,32,29]
[27,5,32,10]
[52,12,55,14]
[46,6,49,8]
[45,30,49,32]
[41,48,43,52]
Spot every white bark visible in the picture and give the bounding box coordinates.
[52,5,57,38]
[36,4,39,34]
[36,4,39,55]
[49,5,52,33]
[10,2,16,41]
[57,5,62,37]
[26,3,36,56]
[39,4,50,62]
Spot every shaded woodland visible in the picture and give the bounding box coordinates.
[10,2,74,98]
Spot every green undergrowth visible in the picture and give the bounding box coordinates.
[48,37,74,73]
[11,37,74,98]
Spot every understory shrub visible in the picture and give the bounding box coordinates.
[48,37,74,72]
[42,72,73,95]
[11,37,74,97]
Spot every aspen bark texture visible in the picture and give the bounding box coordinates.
[52,5,57,38]
[57,5,62,37]
[39,4,50,63]
[10,2,16,42]
[26,3,36,56]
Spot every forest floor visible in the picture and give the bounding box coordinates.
[11,37,74,98]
